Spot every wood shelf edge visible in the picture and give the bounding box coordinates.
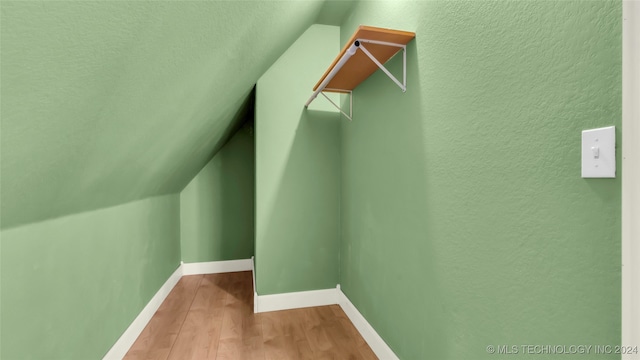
[312,25,416,92]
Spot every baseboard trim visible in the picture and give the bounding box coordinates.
[182,259,253,275]
[102,265,183,360]
[103,258,254,359]
[103,261,396,360]
[255,287,338,313]
[254,285,398,359]
[337,286,399,360]
[251,256,258,313]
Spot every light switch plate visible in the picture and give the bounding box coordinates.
[582,126,616,178]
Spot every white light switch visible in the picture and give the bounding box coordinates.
[582,126,615,178]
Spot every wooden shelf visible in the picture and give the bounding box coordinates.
[313,26,415,93]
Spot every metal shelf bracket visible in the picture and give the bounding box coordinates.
[305,38,408,120]
[320,89,352,121]
[357,39,407,93]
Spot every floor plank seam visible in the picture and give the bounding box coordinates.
[124,272,376,360]
[212,277,226,360]
[256,289,266,360]
[166,275,204,360]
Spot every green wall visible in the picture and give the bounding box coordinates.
[180,122,255,263]
[339,1,621,359]
[0,0,325,229]
[255,24,341,295]
[0,1,624,358]
[0,195,181,359]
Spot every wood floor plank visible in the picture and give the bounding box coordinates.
[217,337,265,360]
[357,342,379,360]
[294,338,316,360]
[123,271,377,359]
[124,275,203,360]
[166,309,223,360]
[261,309,307,342]
[166,274,231,360]
[191,274,230,312]
[263,335,299,360]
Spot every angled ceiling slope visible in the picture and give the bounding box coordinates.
[0,0,335,229]
[315,0,358,26]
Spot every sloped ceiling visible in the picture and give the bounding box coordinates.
[316,0,357,26]
[0,0,350,229]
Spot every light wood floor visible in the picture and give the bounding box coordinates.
[124,271,377,360]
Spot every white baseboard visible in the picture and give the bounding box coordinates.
[253,283,398,359]
[251,256,258,313]
[103,258,253,359]
[337,286,399,360]
[182,259,253,275]
[103,261,396,360]
[255,287,338,313]
[102,265,183,360]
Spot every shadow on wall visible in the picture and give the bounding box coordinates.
[339,39,450,359]
[181,91,256,263]
[257,108,341,294]
[219,119,256,260]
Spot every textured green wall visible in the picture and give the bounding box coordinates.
[0,195,181,359]
[315,0,357,26]
[181,122,255,263]
[0,0,325,229]
[255,24,341,295]
[339,1,621,359]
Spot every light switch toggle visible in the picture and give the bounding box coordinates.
[582,126,615,178]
